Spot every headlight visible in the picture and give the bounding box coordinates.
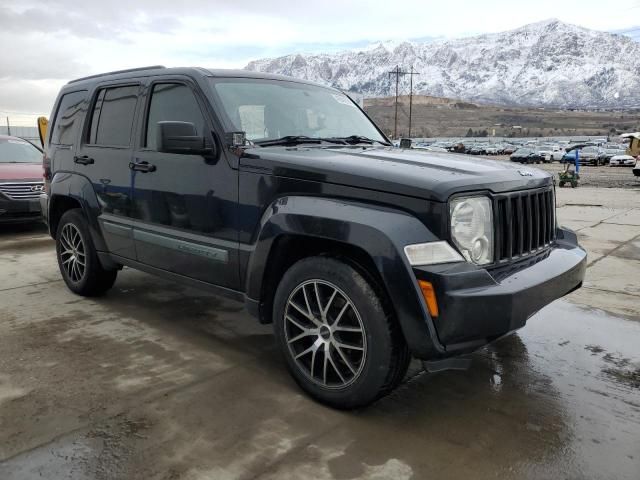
[450,196,494,265]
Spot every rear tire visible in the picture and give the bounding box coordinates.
[273,257,410,409]
[55,209,117,296]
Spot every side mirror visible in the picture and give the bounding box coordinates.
[157,121,212,155]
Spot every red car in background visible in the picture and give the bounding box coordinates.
[0,135,44,224]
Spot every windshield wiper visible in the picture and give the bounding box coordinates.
[254,136,347,147]
[254,135,391,147]
[333,135,391,146]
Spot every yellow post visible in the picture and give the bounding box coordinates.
[37,117,48,147]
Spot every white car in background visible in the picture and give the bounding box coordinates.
[480,145,496,155]
[609,155,636,167]
[537,145,566,162]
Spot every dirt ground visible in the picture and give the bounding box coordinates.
[364,95,640,138]
[0,186,639,480]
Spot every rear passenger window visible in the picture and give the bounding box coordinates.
[50,90,87,145]
[145,83,206,150]
[88,85,138,146]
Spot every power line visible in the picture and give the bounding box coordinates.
[388,66,407,139]
[622,2,640,11]
[0,110,46,116]
[615,26,640,34]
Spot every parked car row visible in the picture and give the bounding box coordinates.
[412,138,633,168]
[411,140,519,156]
[404,137,638,174]
[561,146,631,167]
[466,143,515,155]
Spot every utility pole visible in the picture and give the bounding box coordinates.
[388,66,419,140]
[388,66,406,140]
[6,116,10,136]
[408,66,420,139]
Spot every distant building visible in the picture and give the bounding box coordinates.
[0,126,39,143]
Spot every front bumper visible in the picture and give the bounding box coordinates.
[0,196,42,224]
[413,227,586,356]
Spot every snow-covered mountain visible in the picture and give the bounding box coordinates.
[245,20,640,108]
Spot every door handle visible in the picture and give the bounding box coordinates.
[74,155,94,165]
[129,161,156,173]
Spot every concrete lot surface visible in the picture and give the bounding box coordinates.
[0,186,639,480]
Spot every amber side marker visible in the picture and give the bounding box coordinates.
[418,280,439,318]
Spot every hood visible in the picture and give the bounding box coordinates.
[240,146,552,202]
[0,163,43,182]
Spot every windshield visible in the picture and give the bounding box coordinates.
[209,78,386,144]
[0,138,42,163]
[514,149,531,154]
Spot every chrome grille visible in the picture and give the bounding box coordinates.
[0,182,45,200]
[494,187,555,262]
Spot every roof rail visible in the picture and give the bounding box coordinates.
[67,65,166,84]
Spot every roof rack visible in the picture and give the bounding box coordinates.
[67,65,166,84]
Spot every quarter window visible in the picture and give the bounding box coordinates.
[145,83,206,149]
[50,90,87,145]
[88,85,139,146]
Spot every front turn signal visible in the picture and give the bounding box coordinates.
[418,280,439,318]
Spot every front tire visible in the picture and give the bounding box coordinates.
[56,209,117,296]
[273,257,410,409]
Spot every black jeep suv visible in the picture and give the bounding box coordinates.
[41,66,586,408]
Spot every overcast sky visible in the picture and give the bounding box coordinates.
[1,0,639,123]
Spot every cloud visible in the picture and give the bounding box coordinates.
[0,79,65,115]
[1,0,638,115]
[0,34,88,81]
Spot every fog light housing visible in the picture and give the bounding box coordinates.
[404,241,464,266]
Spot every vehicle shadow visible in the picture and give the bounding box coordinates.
[92,268,281,365]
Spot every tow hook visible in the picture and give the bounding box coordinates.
[422,356,472,373]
